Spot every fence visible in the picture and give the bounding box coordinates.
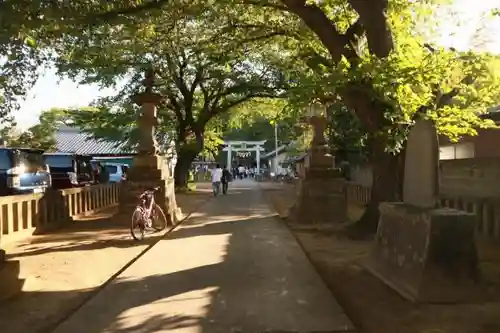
[345,182,500,240]
[0,183,121,246]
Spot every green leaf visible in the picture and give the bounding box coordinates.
[24,36,37,48]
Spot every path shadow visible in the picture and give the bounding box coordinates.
[4,192,211,258]
[2,184,350,333]
[0,260,24,303]
[0,216,256,333]
[2,209,348,333]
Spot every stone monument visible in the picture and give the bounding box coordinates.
[118,67,180,225]
[290,104,347,224]
[364,118,480,303]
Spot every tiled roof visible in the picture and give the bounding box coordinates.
[262,145,288,159]
[285,153,307,162]
[55,127,130,155]
[55,126,173,155]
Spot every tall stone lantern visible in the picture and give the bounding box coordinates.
[118,67,180,225]
[290,103,347,224]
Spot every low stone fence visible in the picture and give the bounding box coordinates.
[346,183,372,205]
[345,182,500,240]
[0,183,121,246]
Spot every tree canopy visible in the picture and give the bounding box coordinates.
[54,11,286,186]
[3,0,500,228]
[4,108,70,151]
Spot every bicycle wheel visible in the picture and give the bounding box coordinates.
[151,204,167,231]
[131,208,145,241]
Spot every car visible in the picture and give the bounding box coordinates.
[43,153,95,189]
[0,148,51,196]
[93,162,129,183]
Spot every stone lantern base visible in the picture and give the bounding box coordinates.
[364,203,480,302]
[118,154,181,226]
[288,111,348,224]
[289,144,347,224]
[290,167,347,224]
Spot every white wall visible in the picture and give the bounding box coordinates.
[439,142,475,160]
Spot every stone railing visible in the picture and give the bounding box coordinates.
[0,183,121,246]
[346,183,372,204]
[345,182,500,240]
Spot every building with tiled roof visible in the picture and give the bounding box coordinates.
[55,126,175,156]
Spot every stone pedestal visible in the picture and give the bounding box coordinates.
[364,202,480,303]
[290,143,347,224]
[0,249,5,270]
[293,168,347,224]
[0,259,25,301]
[119,154,180,226]
[289,110,348,224]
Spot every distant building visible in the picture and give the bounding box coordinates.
[439,107,500,160]
[55,126,132,156]
[55,126,177,174]
[261,145,288,173]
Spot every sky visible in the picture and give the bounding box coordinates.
[13,0,500,129]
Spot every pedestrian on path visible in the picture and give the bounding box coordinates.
[238,165,245,179]
[221,165,232,195]
[211,163,223,196]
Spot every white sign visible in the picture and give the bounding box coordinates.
[237,152,251,158]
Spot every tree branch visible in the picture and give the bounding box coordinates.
[220,92,278,112]
[343,18,364,42]
[242,0,292,13]
[436,75,475,109]
[281,0,345,62]
[190,65,204,96]
[89,0,171,22]
[347,0,393,57]
[413,75,476,120]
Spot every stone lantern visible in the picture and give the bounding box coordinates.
[305,104,335,168]
[117,67,180,225]
[289,103,347,224]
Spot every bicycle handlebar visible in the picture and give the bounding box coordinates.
[139,186,161,197]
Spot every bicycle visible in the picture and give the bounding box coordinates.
[130,186,168,241]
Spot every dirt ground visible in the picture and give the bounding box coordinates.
[0,186,212,333]
[262,181,500,333]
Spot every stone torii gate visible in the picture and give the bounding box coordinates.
[222,140,266,173]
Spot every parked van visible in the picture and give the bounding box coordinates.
[103,163,129,183]
[0,148,51,196]
[44,153,95,189]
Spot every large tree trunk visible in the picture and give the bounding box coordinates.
[174,147,199,189]
[174,127,204,190]
[343,88,405,237]
[350,138,403,236]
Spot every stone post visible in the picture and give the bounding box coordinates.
[256,148,260,174]
[118,67,181,225]
[289,104,347,224]
[364,118,480,302]
[226,146,232,169]
[0,249,5,269]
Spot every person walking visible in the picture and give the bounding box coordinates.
[238,165,245,179]
[211,163,223,196]
[221,166,232,195]
[100,163,110,183]
[94,162,110,183]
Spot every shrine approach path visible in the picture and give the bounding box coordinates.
[51,178,355,333]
